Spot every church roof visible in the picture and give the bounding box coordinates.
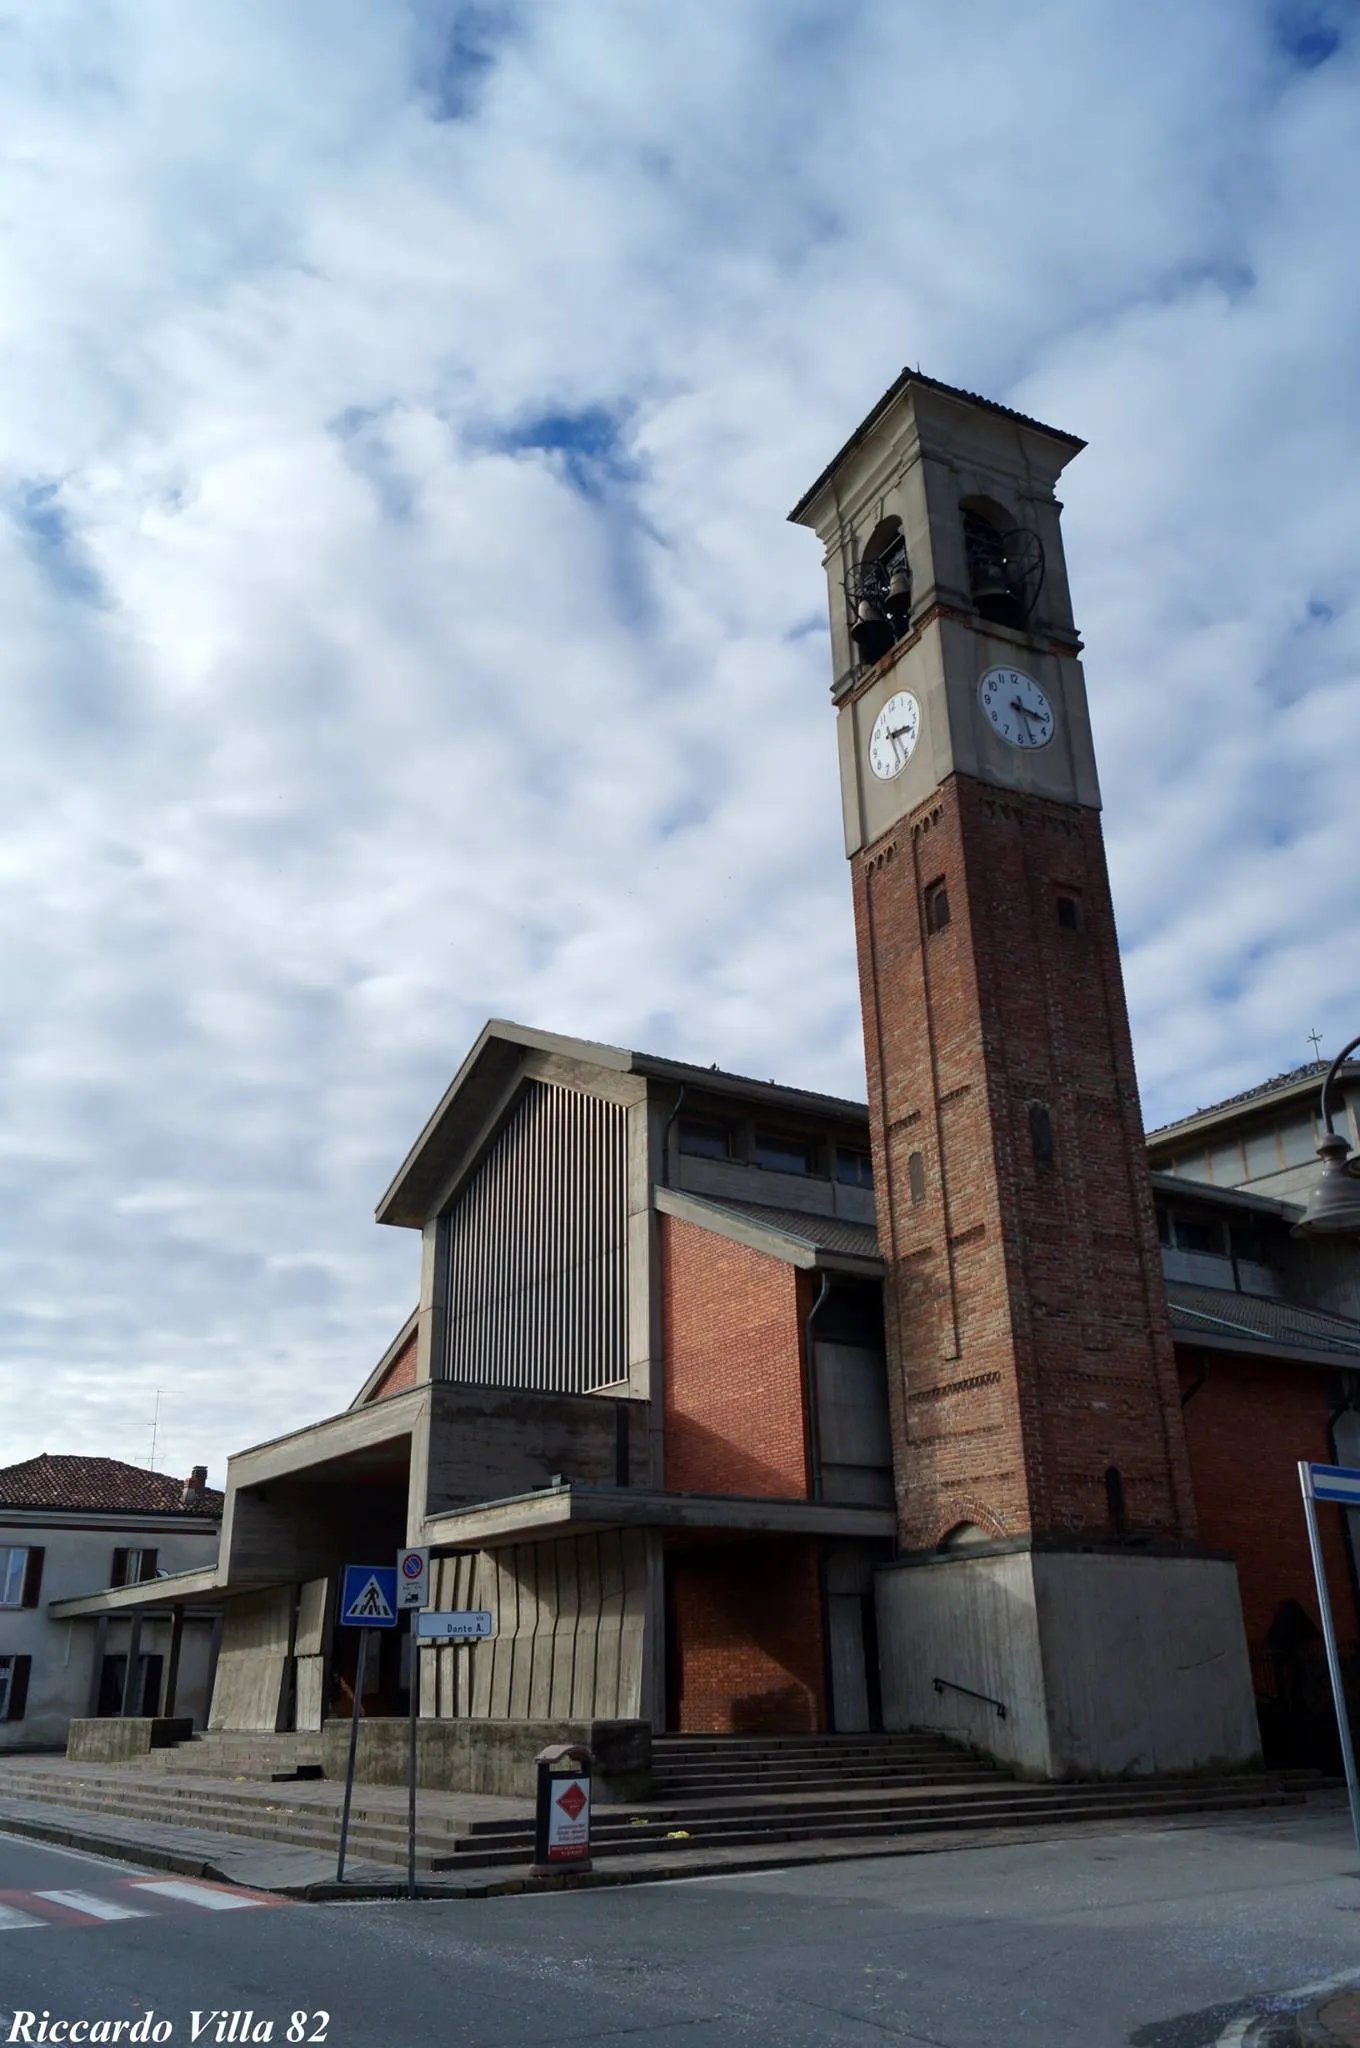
[0,1454,223,1518]
[1149,1060,1359,1143]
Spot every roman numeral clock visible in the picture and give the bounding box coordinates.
[789,371,1258,1780]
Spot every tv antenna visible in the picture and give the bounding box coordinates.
[148,1390,161,1472]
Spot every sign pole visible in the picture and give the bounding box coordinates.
[1298,1462,1360,1855]
[407,1609,418,1900]
[336,1627,369,1884]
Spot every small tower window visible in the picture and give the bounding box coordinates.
[1104,1465,1128,1535]
[908,1151,927,1205]
[1056,893,1082,932]
[924,877,951,934]
[1029,1103,1055,1168]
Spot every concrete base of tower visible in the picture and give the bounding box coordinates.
[874,1546,1261,1778]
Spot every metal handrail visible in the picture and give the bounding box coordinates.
[933,1676,1006,1720]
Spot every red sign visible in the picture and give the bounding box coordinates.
[546,1773,591,1860]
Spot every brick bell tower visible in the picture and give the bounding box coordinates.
[791,372,1259,1776]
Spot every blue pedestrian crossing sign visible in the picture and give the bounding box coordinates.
[340,1564,399,1628]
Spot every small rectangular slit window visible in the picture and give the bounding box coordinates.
[924,878,951,934]
[1029,1104,1055,1168]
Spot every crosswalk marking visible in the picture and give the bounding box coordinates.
[34,1890,148,1922]
[0,1903,48,1931]
[128,1880,263,1912]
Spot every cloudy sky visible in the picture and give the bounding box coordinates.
[1,0,1357,1482]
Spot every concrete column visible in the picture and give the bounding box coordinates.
[203,1612,224,1728]
[163,1606,185,1717]
[120,1614,143,1716]
[86,1616,109,1717]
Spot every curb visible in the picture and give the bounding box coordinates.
[1293,1992,1360,2045]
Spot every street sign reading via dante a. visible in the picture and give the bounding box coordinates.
[340,1564,399,1629]
[414,1609,494,1642]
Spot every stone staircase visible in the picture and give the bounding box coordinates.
[0,1729,1316,1877]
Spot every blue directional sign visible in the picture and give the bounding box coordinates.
[1303,1463,1360,1506]
[340,1564,399,1629]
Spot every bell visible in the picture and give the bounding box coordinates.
[883,565,912,631]
[850,599,895,667]
[1291,1132,1360,1237]
[969,553,1011,603]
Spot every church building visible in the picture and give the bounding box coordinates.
[45,375,1360,1779]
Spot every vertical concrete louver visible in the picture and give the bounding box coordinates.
[441,1080,629,1393]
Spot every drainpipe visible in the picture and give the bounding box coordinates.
[658,1084,688,1189]
[803,1270,832,1502]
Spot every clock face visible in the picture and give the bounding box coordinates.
[867,691,922,779]
[978,666,1055,749]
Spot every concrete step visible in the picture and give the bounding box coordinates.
[0,1764,1304,1879]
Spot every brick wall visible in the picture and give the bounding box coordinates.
[366,1329,418,1403]
[1180,1349,1359,1652]
[851,771,1197,1550]
[668,1540,826,1732]
[660,1214,812,1498]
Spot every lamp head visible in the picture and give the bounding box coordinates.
[1291,1131,1360,1238]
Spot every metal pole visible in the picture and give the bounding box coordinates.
[336,1629,369,1884]
[1298,1462,1360,1855]
[407,1612,418,1899]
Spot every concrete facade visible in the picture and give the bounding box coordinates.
[877,1548,1259,1777]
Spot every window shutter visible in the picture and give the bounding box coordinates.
[6,1655,31,1721]
[20,1549,44,1608]
[138,1550,159,1583]
[110,1549,129,1588]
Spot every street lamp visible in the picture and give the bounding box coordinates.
[1292,1033,1360,1238]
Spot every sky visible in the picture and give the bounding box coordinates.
[1,0,1358,1483]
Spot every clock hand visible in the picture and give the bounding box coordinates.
[1010,696,1041,739]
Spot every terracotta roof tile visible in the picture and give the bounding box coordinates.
[0,1454,223,1518]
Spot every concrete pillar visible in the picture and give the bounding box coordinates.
[121,1614,143,1716]
[203,1612,224,1728]
[86,1616,108,1717]
[163,1606,185,1717]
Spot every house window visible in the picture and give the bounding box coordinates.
[836,1147,874,1190]
[924,878,951,934]
[0,1547,42,1609]
[0,1654,32,1722]
[1173,1213,1227,1257]
[110,1548,159,1589]
[677,1116,736,1162]
[753,1131,823,1177]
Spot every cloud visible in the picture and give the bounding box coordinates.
[0,0,1358,1477]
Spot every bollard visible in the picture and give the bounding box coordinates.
[531,1742,593,1876]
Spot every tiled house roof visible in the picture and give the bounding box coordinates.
[0,1454,223,1518]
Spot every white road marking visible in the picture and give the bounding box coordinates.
[0,1904,48,1932]
[1212,1964,1360,2044]
[129,1880,260,1911]
[34,1889,148,1922]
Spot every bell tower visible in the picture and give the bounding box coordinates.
[792,372,1259,1776]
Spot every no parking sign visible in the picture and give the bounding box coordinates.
[397,1546,430,1610]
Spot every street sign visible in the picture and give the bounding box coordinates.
[396,1546,430,1610]
[414,1608,493,1642]
[1302,1462,1360,1506]
[339,1564,399,1629]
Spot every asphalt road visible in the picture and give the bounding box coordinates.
[2,1801,1359,2048]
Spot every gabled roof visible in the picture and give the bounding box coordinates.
[376,1018,869,1229]
[788,368,1084,525]
[1148,1061,1359,1145]
[0,1454,223,1519]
